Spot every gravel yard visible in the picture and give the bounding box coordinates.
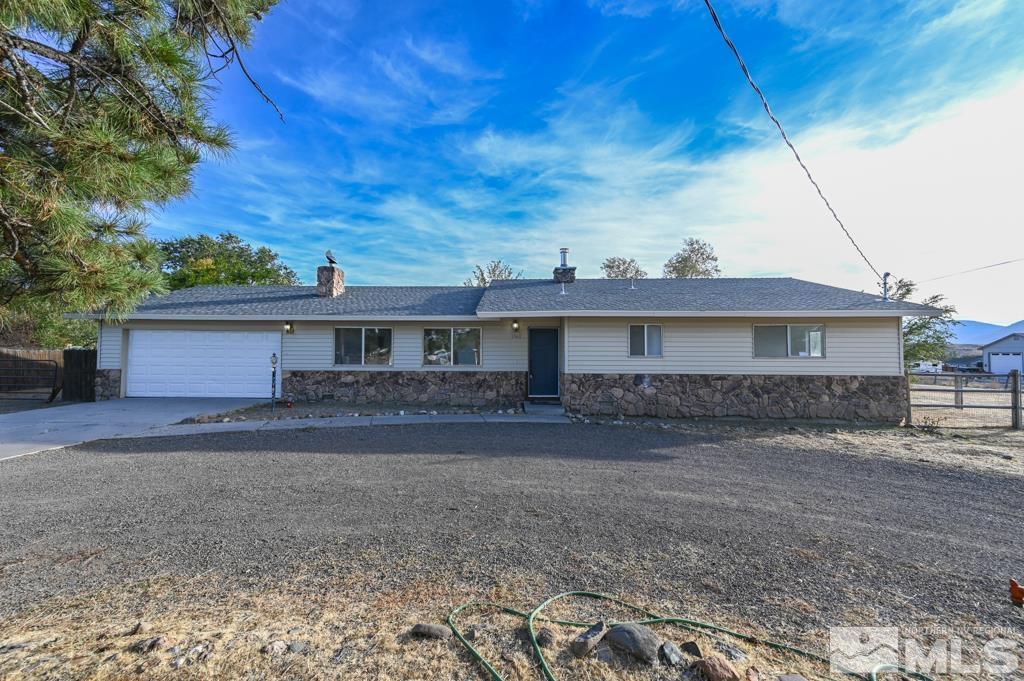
[0,422,1021,679]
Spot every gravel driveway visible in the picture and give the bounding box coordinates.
[1,422,1019,638]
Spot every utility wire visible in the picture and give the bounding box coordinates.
[917,256,1024,283]
[700,0,883,282]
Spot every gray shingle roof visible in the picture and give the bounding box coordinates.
[126,285,484,318]
[91,277,941,319]
[476,278,941,314]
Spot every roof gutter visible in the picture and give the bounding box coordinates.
[475,309,938,318]
[65,313,483,322]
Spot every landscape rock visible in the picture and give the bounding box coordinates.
[604,623,661,664]
[570,621,607,658]
[681,640,703,658]
[261,640,287,656]
[660,640,685,666]
[594,643,617,663]
[776,675,808,681]
[0,642,28,655]
[128,636,168,654]
[410,623,451,640]
[288,641,307,654]
[693,654,742,681]
[746,665,761,681]
[715,640,748,662]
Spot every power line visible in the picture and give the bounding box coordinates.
[917,256,1024,284]
[700,0,883,282]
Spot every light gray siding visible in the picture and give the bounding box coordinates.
[281,320,535,371]
[97,322,123,370]
[565,317,902,376]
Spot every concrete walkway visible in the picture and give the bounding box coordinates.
[0,398,262,461]
[130,411,571,439]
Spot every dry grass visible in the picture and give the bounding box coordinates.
[0,562,853,681]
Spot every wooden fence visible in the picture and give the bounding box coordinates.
[0,348,97,402]
[907,370,1022,429]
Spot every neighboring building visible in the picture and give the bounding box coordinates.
[71,250,940,423]
[981,334,1024,374]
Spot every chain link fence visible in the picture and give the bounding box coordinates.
[907,370,1022,429]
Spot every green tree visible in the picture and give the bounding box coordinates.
[159,232,298,290]
[662,238,721,278]
[0,299,97,348]
[888,278,959,364]
[463,260,522,287]
[0,0,279,325]
[600,256,647,279]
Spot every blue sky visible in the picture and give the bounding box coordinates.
[152,0,1024,323]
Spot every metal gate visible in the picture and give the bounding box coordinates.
[907,370,1022,429]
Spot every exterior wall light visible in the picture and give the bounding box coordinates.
[511,320,520,332]
[270,352,278,412]
[283,321,294,334]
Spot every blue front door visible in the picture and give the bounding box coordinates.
[528,328,559,397]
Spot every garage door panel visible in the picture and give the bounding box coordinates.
[127,330,281,398]
[990,353,1023,374]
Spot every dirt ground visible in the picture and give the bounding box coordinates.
[1,422,1022,679]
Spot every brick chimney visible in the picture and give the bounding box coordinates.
[552,247,576,283]
[317,264,345,297]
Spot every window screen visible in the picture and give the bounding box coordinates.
[453,328,481,365]
[753,325,788,358]
[363,328,392,365]
[423,329,452,365]
[789,325,824,358]
[628,324,663,357]
[335,328,363,365]
[646,325,662,356]
[629,325,647,356]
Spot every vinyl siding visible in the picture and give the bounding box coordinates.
[97,322,123,369]
[281,320,541,371]
[565,317,902,376]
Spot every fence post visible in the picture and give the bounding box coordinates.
[1012,370,1021,430]
[904,369,913,427]
[954,374,963,410]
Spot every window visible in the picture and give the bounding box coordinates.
[423,327,481,366]
[628,324,663,357]
[753,324,825,358]
[334,327,392,365]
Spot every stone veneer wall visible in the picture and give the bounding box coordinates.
[283,370,526,408]
[94,369,122,400]
[561,373,907,423]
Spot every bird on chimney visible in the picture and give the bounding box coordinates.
[325,250,337,267]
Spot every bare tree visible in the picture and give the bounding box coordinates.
[463,260,522,287]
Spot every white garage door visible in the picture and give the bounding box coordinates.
[127,330,282,397]
[990,352,1023,375]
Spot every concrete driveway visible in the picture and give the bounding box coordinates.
[0,398,260,461]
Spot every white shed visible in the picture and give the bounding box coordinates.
[982,333,1024,374]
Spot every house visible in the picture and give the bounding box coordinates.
[981,334,1024,374]
[72,250,940,423]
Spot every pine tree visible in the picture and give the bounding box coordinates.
[0,0,279,325]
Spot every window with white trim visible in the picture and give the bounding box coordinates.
[628,324,663,357]
[753,324,825,358]
[424,327,481,366]
[334,327,393,365]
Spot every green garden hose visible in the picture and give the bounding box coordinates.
[447,591,935,681]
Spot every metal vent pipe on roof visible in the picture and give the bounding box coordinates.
[559,248,568,268]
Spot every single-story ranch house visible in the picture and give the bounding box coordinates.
[72,250,939,423]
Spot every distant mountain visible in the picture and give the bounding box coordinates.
[953,319,1024,345]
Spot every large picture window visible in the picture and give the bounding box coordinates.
[423,327,481,366]
[753,324,825,358]
[628,324,663,357]
[334,327,393,365]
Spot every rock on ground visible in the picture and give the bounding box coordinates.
[693,654,742,681]
[604,623,661,664]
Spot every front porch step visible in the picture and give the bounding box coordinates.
[523,401,566,416]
